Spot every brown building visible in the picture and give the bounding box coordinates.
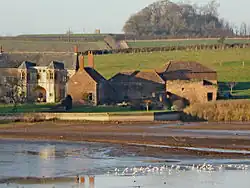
[109,70,165,102]
[67,53,113,105]
[158,61,218,104]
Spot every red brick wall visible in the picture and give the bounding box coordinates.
[67,70,97,105]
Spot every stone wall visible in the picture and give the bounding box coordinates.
[166,80,218,104]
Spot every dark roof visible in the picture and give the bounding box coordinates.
[158,61,216,73]
[0,52,76,69]
[110,70,165,84]
[18,61,36,69]
[48,61,65,69]
[84,67,106,83]
[109,71,138,82]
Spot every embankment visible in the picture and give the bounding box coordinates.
[0,111,181,122]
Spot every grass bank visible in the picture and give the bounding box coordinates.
[0,104,168,114]
[183,100,250,122]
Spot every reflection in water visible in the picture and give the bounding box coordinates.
[0,140,250,188]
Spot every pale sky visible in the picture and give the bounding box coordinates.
[0,0,248,35]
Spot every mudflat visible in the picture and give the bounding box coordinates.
[0,121,250,158]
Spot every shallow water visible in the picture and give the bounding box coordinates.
[0,140,250,188]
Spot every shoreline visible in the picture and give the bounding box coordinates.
[1,121,250,159]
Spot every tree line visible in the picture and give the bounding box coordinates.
[122,0,250,38]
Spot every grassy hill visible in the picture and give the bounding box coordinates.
[92,48,250,97]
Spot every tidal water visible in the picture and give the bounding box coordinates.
[0,140,250,188]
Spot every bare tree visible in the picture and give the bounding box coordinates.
[0,76,26,112]
[240,22,247,36]
[227,82,238,94]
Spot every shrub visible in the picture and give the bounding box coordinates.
[171,99,186,111]
[183,100,250,122]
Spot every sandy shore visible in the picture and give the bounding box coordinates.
[1,121,250,158]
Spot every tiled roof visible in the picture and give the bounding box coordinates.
[158,61,216,73]
[110,70,165,84]
[134,70,165,84]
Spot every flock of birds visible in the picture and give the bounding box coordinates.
[109,163,250,177]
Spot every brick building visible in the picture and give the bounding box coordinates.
[67,52,114,105]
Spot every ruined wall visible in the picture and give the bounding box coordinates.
[166,80,218,104]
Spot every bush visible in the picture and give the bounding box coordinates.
[171,99,186,111]
[183,100,250,122]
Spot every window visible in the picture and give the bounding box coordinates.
[207,93,213,101]
[182,88,185,91]
[37,73,41,80]
[50,72,54,79]
[2,76,6,83]
[88,93,93,101]
[21,71,25,80]
[47,71,54,80]
[49,93,53,97]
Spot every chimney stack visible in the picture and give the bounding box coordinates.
[79,55,84,71]
[88,51,94,69]
[74,45,78,54]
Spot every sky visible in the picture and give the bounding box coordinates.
[0,0,248,35]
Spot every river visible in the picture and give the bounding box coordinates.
[0,139,250,188]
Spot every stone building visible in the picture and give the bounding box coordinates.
[67,52,114,105]
[109,61,218,105]
[158,61,218,104]
[109,70,165,102]
[0,50,78,103]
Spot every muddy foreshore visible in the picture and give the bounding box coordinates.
[1,121,250,159]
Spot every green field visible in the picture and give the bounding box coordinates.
[91,48,250,97]
[127,38,250,48]
[0,40,108,52]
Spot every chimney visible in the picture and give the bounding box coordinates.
[88,51,94,69]
[79,55,84,71]
[74,45,78,54]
